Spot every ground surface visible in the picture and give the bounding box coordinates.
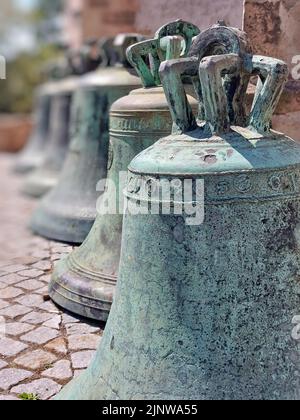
[0,154,104,400]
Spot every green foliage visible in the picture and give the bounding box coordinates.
[18,393,40,401]
[0,0,63,114]
[0,45,61,114]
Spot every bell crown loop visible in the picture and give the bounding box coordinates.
[159,23,288,135]
[126,20,200,88]
[113,33,146,68]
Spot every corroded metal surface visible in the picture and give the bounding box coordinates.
[21,82,75,198]
[30,35,142,244]
[49,21,200,321]
[21,45,103,198]
[13,83,53,174]
[56,25,300,400]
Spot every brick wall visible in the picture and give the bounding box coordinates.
[69,0,243,41]
[244,0,300,141]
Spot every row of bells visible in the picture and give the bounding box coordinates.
[14,20,300,400]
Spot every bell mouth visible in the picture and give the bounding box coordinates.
[49,258,115,321]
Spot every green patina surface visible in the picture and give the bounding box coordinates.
[56,24,300,400]
[49,20,200,321]
[30,36,142,243]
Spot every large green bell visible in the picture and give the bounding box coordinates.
[21,46,97,198]
[30,35,143,244]
[49,20,200,320]
[56,25,300,400]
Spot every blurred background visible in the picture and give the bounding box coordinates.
[0,0,299,153]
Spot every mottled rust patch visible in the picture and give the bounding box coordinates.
[244,1,281,56]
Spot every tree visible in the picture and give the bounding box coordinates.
[0,0,62,113]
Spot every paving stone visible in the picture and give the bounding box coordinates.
[20,311,54,325]
[14,294,44,308]
[62,313,81,324]
[39,274,51,283]
[18,270,44,279]
[0,360,7,369]
[18,279,45,291]
[0,394,19,400]
[21,327,59,345]
[51,245,73,253]
[15,350,57,370]
[0,299,10,310]
[1,265,28,274]
[43,315,61,330]
[42,360,72,380]
[0,282,7,289]
[32,261,52,271]
[0,369,32,390]
[16,256,39,265]
[45,338,67,355]
[71,351,95,369]
[11,378,61,400]
[5,322,35,336]
[37,301,60,314]
[30,251,50,260]
[0,304,31,318]
[0,337,28,357]
[0,273,24,285]
[66,323,101,336]
[73,370,84,379]
[35,286,49,295]
[0,287,24,299]
[68,334,101,351]
[51,254,63,262]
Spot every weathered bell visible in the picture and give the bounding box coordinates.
[30,35,144,244]
[49,20,200,320]
[21,46,95,198]
[56,25,300,401]
[14,82,54,174]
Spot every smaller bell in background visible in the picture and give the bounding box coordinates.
[30,34,143,244]
[48,20,200,321]
[21,44,97,198]
[13,61,64,175]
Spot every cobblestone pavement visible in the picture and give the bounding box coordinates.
[0,154,104,400]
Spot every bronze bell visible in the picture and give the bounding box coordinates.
[14,82,54,174]
[56,25,300,400]
[49,20,200,320]
[30,34,143,243]
[21,45,97,198]
[13,58,73,175]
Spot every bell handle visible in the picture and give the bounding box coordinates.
[160,57,199,133]
[127,37,183,88]
[189,25,248,60]
[155,19,200,55]
[127,20,200,88]
[248,55,288,133]
[199,53,243,135]
[113,33,146,67]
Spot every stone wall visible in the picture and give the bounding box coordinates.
[244,0,300,141]
[76,0,243,40]
[63,0,84,49]
[135,0,243,33]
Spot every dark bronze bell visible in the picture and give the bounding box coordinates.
[56,25,300,400]
[30,34,143,243]
[49,20,200,321]
[21,45,98,198]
